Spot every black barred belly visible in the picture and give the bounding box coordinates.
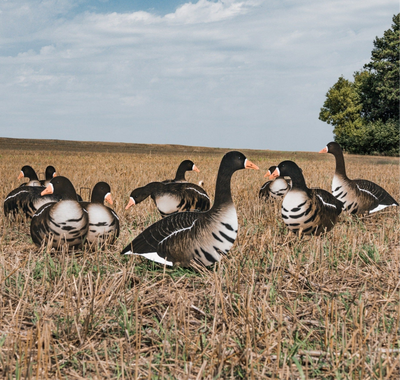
[47,202,88,248]
[281,200,318,235]
[191,209,238,266]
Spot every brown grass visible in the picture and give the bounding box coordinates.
[0,140,399,379]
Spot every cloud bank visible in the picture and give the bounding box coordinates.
[0,0,397,151]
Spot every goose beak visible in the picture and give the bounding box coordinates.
[41,183,54,196]
[270,168,280,179]
[245,159,259,170]
[125,197,135,210]
[264,170,272,179]
[192,165,200,173]
[53,172,57,178]
[319,146,328,153]
[18,171,24,180]
[105,193,113,205]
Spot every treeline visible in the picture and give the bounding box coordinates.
[319,14,399,156]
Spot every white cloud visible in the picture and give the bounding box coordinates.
[0,0,397,151]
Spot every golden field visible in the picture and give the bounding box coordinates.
[0,138,399,379]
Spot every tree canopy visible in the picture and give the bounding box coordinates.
[319,14,399,156]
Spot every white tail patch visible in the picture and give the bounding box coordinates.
[124,250,173,266]
[369,203,396,214]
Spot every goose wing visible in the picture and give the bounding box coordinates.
[179,185,210,211]
[121,211,202,266]
[4,186,60,218]
[314,188,343,215]
[259,181,272,199]
[30,202,55,246]
[353,179,398,207]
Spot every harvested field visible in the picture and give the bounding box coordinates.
[0,139,399,379]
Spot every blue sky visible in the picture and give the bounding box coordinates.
[0,0,397,152]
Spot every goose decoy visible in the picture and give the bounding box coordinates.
[40,165,57,186]
[18,165,41,187]
[271,161,343,235]
[126,181,211,218]
[259,165,291,200]
[30,176,88,249]
[319,142,399,214]
[121,151,259,267]
[162,160,200,183]
[80,182,119,246]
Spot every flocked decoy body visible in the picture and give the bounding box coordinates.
[30,176,88,249]
[80,182,119,246]
[126,181,211,218]
[319,142,399,214]
[18,165,41,187]
[271,161,343,235]
[121,151,259,267]
[259,165,291,200]
[162,160,200,183]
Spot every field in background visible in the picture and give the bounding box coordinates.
[0,139,399,379]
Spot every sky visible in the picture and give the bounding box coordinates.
[0,0,397,152]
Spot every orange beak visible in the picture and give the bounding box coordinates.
[319,146,328,153]
[270,168,280,180]
[18,171,24,180]
[105,193,113,205]
[193,165,200,173]
[125,197,135,210]
[41,183,54,196]
[53,172,57,178]
[245,159,259,170]
[264,170,272,179]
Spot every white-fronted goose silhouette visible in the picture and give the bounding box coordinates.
[121,151,259,267]
[271,161,343,235]
[162,160,200,183]
[319,142,399,214]
[30,176,88,249]
[18,165,41,187]
[126,181,210,218]
[259,165,291,200]
[41,166,57,186]
[80,182,119,246]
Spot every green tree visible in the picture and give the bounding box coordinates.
[319,14,399,156]
[360,13,399,122]
[318,75,364,152]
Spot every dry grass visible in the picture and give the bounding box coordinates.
[0,142,399,379]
